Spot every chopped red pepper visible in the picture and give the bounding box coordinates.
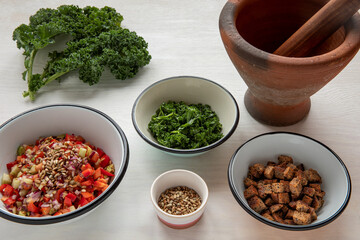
[100,155,110,168]
[28,202,39,213]
[55,188,65,202]
[6,161,17,171]
[100,168,114,177]
[66,193,77,202]
[93,168,102,179]
[79,197,89,207]
[96,148,105,158]
[64,197,72,207]
[82,168,95,178]
[2,185,14,197]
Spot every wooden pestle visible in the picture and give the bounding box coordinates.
[273,0,360,57]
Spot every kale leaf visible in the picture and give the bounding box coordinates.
[148,101,224,149]
[12,5,151,100]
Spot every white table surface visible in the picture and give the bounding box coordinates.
[0,0,359,239]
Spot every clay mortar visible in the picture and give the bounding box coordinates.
[219,0,360,126]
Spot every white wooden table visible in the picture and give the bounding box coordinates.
[0,0,359,239]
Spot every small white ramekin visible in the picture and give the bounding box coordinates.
[150,169,209,229]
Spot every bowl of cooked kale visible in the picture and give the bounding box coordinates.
[132,76,239,156]
[228,132,351,230]
[0,104,129,224]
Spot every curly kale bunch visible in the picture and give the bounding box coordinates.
[148,101,224,149]
[12,5,151,100]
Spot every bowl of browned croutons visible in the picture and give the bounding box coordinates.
[228,132,351,230]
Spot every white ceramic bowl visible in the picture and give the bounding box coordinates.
[150,169,209,229]
[0,104,129,224]
[228,132,351,231]
[132,76,239,156]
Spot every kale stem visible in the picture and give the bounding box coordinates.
[42,71,69,86]
[24,49,37,101]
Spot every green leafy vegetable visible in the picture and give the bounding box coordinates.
[13,5,151,100]
[148,101,224,149]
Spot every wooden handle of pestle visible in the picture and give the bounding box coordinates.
[273,0,360,57]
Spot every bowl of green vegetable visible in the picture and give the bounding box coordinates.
[132,76,239,156]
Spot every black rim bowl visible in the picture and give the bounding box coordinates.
[132,76,240,155]
[0,104,129,224]
[228,131,351,231]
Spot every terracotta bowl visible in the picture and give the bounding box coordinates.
[219,0,360,126]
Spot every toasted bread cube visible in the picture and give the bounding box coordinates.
[248,196,267,213]
[267,161,276,166]
[272,212,285,224]
[297,163,305,171]
[272,182,285,193]
[284,219,295,225]
[262,210,275,221]
[264,197,275,207]
[263,179,277,184]
[278,155,293,165]
[295,170,308,186]
[281,205,289,214]
[249,163,265,178]
[244,177,258,188]
[278,193,290,204]
[284,166,295,180]
[309,207,317,221]
[312,196,324,211]
[296,200,310,213]
[288,201,297,209]
[258,183,272,198]
[293,211,311,225]
[274,166,285,179]
[302,187,316,197]
[302,195,313,206]
[244,185,259,199]
[264,166,275,179]
[280,180,290,192]
[304,169,322,183]
[269,204,284,214]
[289,177,302,198]
[309,183,321,192]
[271,193,279,203]
[314,191,325,198]
[285,209,295,219]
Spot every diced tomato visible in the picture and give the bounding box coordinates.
[96,148,105,158]
[65,134,76,142]
[82,168,94,178]
[64,197,72,207]
[53,211,62,216]
[43,196,50,202]
[100,168,114,177]
[76,135,85,143]
[28,202,39,213]
[90,151,99,164]
[35,152,44,159]
[79,197,89,207]
[81,192,93,199]
[74,175,84,183]
[66,193,77,202]
[55,188,65,202]
[94,180,108,191]
[6,161,17,171]
[81,163,92,172]
[3,197,16,206]
[80,180,93,186]
[41,207,50,215]
[3,185,14,197]
[99,155,110,168]
[0,184,9,193]
[93,168,102,179]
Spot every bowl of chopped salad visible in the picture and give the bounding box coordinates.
[132,76,239,156]
[0,104,129,224]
